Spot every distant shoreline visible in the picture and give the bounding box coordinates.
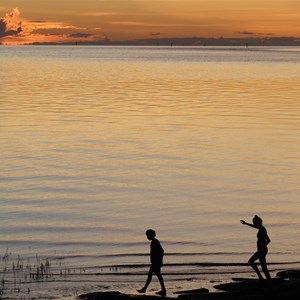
[1,36,300,47]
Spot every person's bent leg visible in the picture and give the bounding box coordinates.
[137,267,153,293]
[248,253,263,280]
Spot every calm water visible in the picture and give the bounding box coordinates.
[1,46,300,298]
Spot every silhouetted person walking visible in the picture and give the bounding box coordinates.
[137,229,166,296]
[240,215,271,280]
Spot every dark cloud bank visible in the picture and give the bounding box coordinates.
[0,17,22,38]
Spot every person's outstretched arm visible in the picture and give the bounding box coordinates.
[240,220,256,228]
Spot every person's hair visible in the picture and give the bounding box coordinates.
[253,215,263,225]
[146,229,156,238]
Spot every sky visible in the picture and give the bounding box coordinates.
[1,0,300,45]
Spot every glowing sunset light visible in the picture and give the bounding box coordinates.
[0,0,300,45]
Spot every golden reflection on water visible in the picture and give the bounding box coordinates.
[1,47,300,258]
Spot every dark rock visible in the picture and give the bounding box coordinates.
[214,278,283,291]
[174,288,209,295]
[79,291,173,300]
[277,270,300,278]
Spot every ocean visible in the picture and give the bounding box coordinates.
[1,45,300,299]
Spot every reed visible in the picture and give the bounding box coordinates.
[0,248,82,298]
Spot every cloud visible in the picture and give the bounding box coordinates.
[80,12,122,17]
[236,31,275,37]
[27,21,81,32]
[69,33,92,38]
[150,32,162,36]
[1,7,101,45]
[110,21,163,27]
[0,7,22,38]
[237,31,255,35]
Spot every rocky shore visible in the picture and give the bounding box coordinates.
[79,270,300,300]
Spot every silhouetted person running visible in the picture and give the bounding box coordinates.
[240,215,271,280]
[137,229,166,296]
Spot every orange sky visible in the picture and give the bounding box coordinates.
[1,0,300,45]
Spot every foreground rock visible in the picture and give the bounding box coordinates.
[277,269,300,279]
[79,291,174,300]
[79,270,300,300]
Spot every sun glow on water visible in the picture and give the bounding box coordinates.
[1,46,300,298]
